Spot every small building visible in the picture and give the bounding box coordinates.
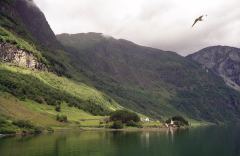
[141,117,150,122]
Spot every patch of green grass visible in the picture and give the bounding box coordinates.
[36,70,121,111]
[24,101,103,121]
[188,119,214,127]
[0,92,106,128]
[23,101,105,127]
[0,64,121,115]
[0,92,61,127]
[142,121,162,127]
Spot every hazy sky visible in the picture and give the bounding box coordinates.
[34,0,240,55]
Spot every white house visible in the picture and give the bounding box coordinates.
[141,117,150,122]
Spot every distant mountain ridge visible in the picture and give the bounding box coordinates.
[187,46,240,91]
[57,33,240,122]
[1,0,240,124]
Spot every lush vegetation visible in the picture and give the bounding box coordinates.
[0,116,45,135]
[0,65,120,115]
[58,33,240,123]
[110,121,123,129]
[109,110,141,129]
[12,120,44,134]
[166,116,189,127]
[110,110,140,123]
[55,104,61,112]
[1,0,240,128]
[0,0,132,131]
[0,92,111,131]
[0,116,17,134]
[56,114,68,123]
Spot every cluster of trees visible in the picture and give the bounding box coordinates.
[165,116,189,127]
[109,110,141,129]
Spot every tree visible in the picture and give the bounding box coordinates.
[165,116,189,126]
[110,110,140,123]
[111,121,123,129]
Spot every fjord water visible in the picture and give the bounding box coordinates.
[0,126,239,156]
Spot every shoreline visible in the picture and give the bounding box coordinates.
[0,127,188,137]
[0,123,214,137]
[53,125,202,133]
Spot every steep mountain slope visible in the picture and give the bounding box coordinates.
[13,0,60,48]
[0,0,123,131]
[187,46,240,91]
[2,0,240,124]
[0,64,120,114]
[57,33,240,123]
[0,0,60,48]
[0,0,74,75]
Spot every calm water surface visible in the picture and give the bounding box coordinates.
[0,126,240,156]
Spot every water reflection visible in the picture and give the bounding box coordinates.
[166,127,174,142]
[140,132,150,147]
[0,126,239,156]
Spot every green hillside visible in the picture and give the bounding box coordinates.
[0,64,120,115]
[1,0,240,128]
[0,0,124,133]
[57,33,240,123]
[0,0,121,115]
[0,91,107,134]
[0,63,122,134]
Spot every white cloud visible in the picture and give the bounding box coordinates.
[35,0,240,55]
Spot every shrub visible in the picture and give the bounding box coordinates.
[33,126,44,134]
[13,120,34,129]
[0,117,17,134]
[110,110,140,124]
[0,117,8,125]
[46,127,54,133]
[172,116,189,126]
[111,121,123,129]
[0,127,16,134]
[12,120,44,134]
[35,96,45,104]
[55,105,61,112]
[165,116,189,126]
[126,120,142,128]
[56,114,68,123]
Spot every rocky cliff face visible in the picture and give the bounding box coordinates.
[0,42,46,70]
[0,0,65,74]
[187,46,240,91]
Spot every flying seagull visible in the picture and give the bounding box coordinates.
[192,15,207,27]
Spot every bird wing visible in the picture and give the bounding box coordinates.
[198,15,204,21]
[192,19,198,27]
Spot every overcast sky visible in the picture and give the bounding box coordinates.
[34,0,240,56]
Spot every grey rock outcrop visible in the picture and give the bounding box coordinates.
[187,46,240,91]
[0,42,46,70]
